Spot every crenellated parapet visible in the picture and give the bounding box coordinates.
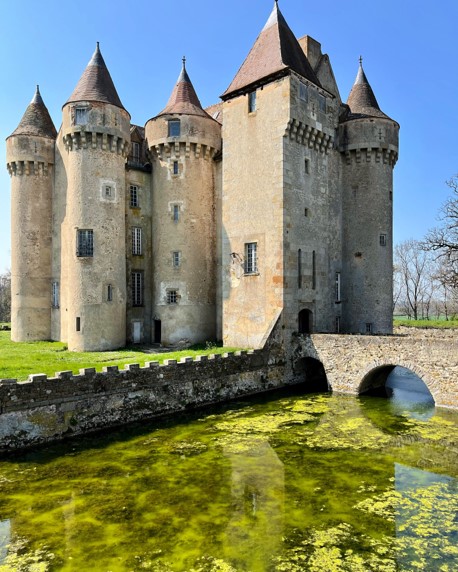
[7,160,52,176]
[148,140,219,161]
[285,118,333,153]
[341,147,398,167]
[62,129,130,155]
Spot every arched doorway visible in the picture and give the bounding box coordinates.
[298,309,312,334]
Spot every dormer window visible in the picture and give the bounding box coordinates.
[131,142,140,163]
[248,91,257,113]
[75,107,87,125]
[168,120,180,137]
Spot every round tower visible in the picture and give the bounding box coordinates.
[60,43,130,351]
[6,86,56,341]
[145,59,221,345]
[339,60,399,334]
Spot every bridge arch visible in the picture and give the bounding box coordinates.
[293,357,330,393]
[358,362,437,403]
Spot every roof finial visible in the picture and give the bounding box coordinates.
[182,55,186,69]
[359,55,363,66]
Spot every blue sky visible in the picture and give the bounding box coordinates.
[1,0,457,272]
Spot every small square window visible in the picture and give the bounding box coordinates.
[167,290,178,304]
[304,208,309,217]
[304,159,310,174]
[379,234,387,247]
[130,185,139,208]
[173,204,180,222]
[319,94,326,112]
[107,284,113,302]
[75,107,87,125]
[244,242,258,274]
[173,161,179,175]
[365,323,373,334]
[76,229,93,257]
[172,251,181,267]
[104,185,112,198]
[168,120,180,137]
[299,83,308,102]
[248,91,256,113]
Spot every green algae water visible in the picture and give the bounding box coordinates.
[0,376,457,571]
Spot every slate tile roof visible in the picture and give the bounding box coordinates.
[345,63,392,120]
[221,2,320,99]
[9,86,57,139]
[66,43,126,111]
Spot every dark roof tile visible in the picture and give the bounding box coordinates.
[9,86,57,139]
[345,62,392,121]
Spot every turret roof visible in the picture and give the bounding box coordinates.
[221,1,320,99]
[157,58,210,118]
[65,43,126,111]
[9,86,57,139]
[346,60,391,120]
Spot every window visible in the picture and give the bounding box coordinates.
[131,142,140,162]
[366,323,373,334]
[132,272,143,306]
[168,120,180,137]
[51,281,59,308]
[244,242,258,274]
[76,317,81,332]
[76,229,94,257]
[107,284,113,302]
[130,185,139,208]
[304,159,310,174]
[312,250,316,290]
[132,227,142,255]
[379,234,387,247]
[104,185,113,199]
[318,94,326,112]
[299,83,308,102]
[75,107,87,125]
[335,316,341,333]
[167,290,178,304]
[304,208,309,217]
[173,161,179,175]
[172,251,181,267]
[335,272,341,302]
[173,204,180,222]
[248,91,256,113]
[298,249,302,289]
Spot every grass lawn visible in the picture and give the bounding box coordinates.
[393,318,458,329]
[0,331,241,381]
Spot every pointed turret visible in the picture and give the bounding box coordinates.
[65,42,126,110]
[346,59,391,120]
[222,1,320,99]
[9,86,57,139]
[157,57,209,118]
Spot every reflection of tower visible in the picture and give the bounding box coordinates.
[339,61,399,334]
[145,59,221,345]
[223,441,284,568]
[58,44,130,350]
[6,87,56,341]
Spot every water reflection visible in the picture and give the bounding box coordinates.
[386,366,435,419]
[0,388,456,571]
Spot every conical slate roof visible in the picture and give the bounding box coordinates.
[346,61,391,120]
[9,86,57,139]
[65,43,126,110]
[157,58,209,118]
[222,1,320,99]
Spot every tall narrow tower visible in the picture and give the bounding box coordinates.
[6,87,56,341]
[145,59,221,344]
[58,44,130,351]
[339,61,399,334]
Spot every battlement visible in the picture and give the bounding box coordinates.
[342,147,398,167]
[285,118,333,153]
[6,160,51,176]
[149,141,219,161]
[62,130,130,156]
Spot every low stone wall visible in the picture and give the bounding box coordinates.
[0,350,288,454]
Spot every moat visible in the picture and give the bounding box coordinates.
[0,369,457,571]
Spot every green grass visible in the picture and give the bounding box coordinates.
[393,317,458,329]
[0,331,241,381]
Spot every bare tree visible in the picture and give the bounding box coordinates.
[425,175,458,289]
[394,240,434,320]
[0,269,11,323]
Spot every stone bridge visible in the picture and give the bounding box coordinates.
[295,327,458,409]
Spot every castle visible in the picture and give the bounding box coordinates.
[6,2,399,351]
